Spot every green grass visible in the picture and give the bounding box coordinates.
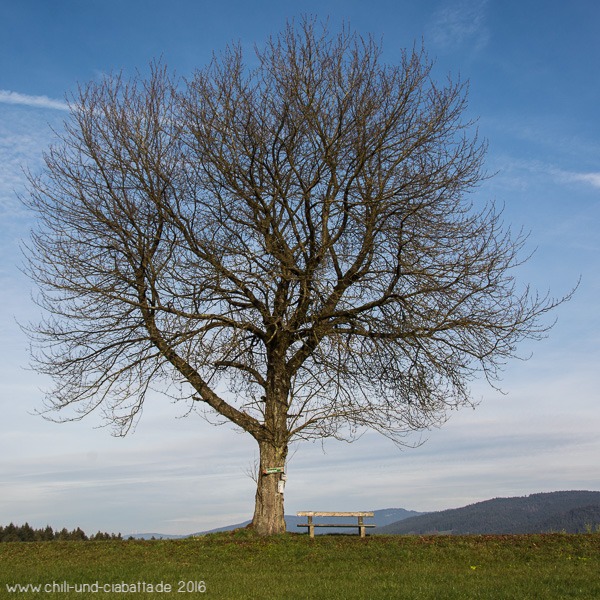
[1,532,599,598]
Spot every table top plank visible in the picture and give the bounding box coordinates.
[296,511,374,517]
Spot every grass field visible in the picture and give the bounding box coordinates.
[1,531,599,598]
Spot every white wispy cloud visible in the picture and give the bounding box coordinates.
[0,90,68,111]
[429,0,490,52]
[484,153,600,194]
[0,101,65,218]
[560,171,600,189]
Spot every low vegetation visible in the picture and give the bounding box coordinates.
[1,531,599,599]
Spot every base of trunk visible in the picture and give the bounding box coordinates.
[251,441,287,535]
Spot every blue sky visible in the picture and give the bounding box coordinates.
[1,0,599,535]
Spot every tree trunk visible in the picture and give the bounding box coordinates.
[251,440,288,535]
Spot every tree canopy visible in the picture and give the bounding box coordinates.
[23,19,567,534]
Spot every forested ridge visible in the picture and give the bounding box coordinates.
[376,491,600,535]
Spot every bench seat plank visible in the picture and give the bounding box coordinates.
[297,523,375,528]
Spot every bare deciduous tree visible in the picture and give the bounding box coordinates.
[23,19,567,535]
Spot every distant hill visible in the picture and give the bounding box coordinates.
[538,505,600,533]
[375,491,600,535]
[373,508,424,527]
[125,533,184,540]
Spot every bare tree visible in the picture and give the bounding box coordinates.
[23,19,567,535]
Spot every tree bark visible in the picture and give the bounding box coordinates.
[251,440,288,535]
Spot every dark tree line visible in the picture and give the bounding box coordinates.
[0,523,123,542]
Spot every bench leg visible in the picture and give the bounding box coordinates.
[358,516,365,538]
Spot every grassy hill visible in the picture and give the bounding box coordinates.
[376,490,600,535]
[1,532,599,599]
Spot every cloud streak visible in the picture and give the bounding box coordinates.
[0,90,68,111]
[429,0,490,52]
[560,171,600,189]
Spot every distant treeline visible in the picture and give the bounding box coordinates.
[0,523,124,542]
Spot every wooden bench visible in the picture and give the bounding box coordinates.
[297,511,375,538]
